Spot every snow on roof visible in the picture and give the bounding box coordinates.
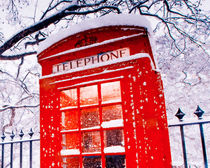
[38,14,152,54]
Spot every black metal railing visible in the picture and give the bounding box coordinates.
[169,106,210,168]
[0,129,40,168]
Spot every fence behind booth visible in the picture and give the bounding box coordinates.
[0,129,40,168]
[169,106,210,168]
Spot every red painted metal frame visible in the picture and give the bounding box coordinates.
[39,25,172,168]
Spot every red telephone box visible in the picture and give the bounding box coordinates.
[38,15,172,168]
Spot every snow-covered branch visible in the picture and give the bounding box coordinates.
[0,104,40,113]
[0,51,37,60]
[0,0,208,60]
[0,1,120,59]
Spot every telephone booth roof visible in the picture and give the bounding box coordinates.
[38,14,153,55]
[38,14,157,78]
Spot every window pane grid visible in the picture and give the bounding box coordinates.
[60,81,126,168]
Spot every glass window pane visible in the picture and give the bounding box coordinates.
[61,111,78,130]
[81,108,100,129]
[62,133,80,151]
[102,105,123,122]
[82,131,101,153]
[106,155,126,168]
[80,85,98,106]
[62,156,80,168]
[60,88,77,108]
[83,156,102,168]
[104,129,125,153]
[101,81,121,103]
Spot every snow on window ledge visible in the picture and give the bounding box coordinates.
[102,99,121,104]
[60,129,79,133]
[101,119,124,128]
[82,152,101,155]
[104,146,125,153]
[60,106,77,110]
[81,126,100,131]
[60,149,80,156]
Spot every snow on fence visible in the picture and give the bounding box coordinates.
[0,106,209,168]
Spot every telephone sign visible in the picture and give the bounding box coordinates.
[52,48,130,73]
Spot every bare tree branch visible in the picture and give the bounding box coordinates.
[163,0,209,24]
[0,1,120,58]
[2,108,15,132]
[0,0,208,61]
[0,104,40,113]
[16,57,24,79]
[65,5,121,15]
[0,51,37,60]
[134,4,209,56]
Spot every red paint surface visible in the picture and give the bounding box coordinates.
[38,26,172,167]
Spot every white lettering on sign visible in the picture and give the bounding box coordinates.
[53,48,130,73]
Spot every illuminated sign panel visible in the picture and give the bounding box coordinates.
[53,48,130,73]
